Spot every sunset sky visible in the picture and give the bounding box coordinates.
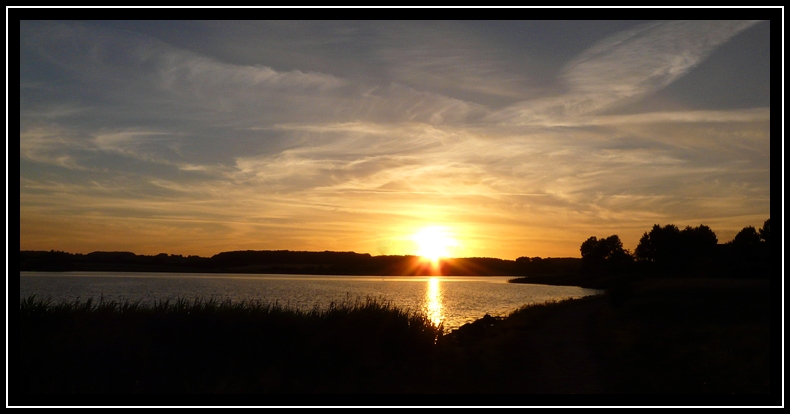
[19,19,772,260]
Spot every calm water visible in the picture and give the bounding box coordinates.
[19,272,602,331]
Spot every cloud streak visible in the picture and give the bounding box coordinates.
[489,20,763,126]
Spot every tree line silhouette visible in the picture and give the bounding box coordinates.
[19,219,773,285]
[579,218,773,282]
[18,249,520,276]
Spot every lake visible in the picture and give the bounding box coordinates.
[19,272,603,331]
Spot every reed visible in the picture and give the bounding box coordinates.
[17,295,443,394]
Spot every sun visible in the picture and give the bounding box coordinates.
[412,226,458,264]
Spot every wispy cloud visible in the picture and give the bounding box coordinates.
[489,20,763,126]
[577,108,770,126]
[561,20,761,111]
[20,126,90,170]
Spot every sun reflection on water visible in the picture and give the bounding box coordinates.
[424,277,444,328]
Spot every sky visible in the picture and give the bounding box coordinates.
[18,19,773,260]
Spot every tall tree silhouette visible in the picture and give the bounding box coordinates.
[635,224,718,273]
[634,224,681,266]
[728,226,762,263]
[731,226,761,247]
[679,224,718,264]
[580,234,632,276]
[758,218,770,244]
[581,235,630,262]
[724,222,771,278]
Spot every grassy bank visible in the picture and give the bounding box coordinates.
[13,277,777,405]
[17,296,441,395]
[589,278,773,395]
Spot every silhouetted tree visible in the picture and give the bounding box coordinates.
[728,225,762,262]
[581,235,630,263]
[731,226,761,247]
[580,235,632,276]
[758,218,770,244]
[724,223,771,278]
[580,237,599,262]
[757,218,775,282]
[634,224,682,265]
[678,224,718,263]
[635,223,721,275]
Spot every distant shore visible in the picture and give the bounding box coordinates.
[19,249,581,278]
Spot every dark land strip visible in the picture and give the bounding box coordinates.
[13,278,776,406]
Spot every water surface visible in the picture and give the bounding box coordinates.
[20,272,602,331]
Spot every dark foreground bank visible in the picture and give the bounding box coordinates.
[12,277,777,406]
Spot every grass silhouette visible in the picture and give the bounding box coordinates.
[14,277,774,402]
